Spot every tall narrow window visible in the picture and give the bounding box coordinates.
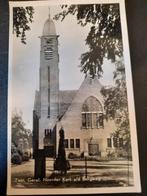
[48,106,50,117]
[86,113,92,128]
[48,66,50,86]
[64,139,68,148]
[48,67,50,117]
[99,113,104,128]
[82,113,86,128]
[70,139,74,148]
[76,139,80,148]
[113,137,118,148]
[92,113,97,128]
[107,138,112,147]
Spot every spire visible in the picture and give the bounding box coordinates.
[42,9,56,36]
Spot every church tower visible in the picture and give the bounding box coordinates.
[39,14,59,149]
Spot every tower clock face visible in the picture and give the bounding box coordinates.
[44,38,54,60]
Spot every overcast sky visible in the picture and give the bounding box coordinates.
[11,5,115,130]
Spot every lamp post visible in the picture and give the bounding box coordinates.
[84,152,88,178]
[85,156,87,178]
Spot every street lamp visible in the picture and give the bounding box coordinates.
[84,152,88,178]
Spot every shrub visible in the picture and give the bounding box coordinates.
[22,151,30,161]
[68,152,79,159]
[11,152,22,164]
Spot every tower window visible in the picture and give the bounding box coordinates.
[44,38,54,60]
[44,50,53,60]
[48,67,50,117]
[48,106,50,117]
[82,96,104,129]
[46,38,53,45]
[48,66,50,86]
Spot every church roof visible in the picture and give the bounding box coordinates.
[33,77,103,120]
[58,76,104,121]
[42,17,56,36]
[59,90,78,118]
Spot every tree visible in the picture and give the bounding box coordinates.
[13,4,122,72]
[54,4,122,78]
[12,111,32,147]
[101,59,131,156]
[13,7,34,44]
[54,4,131,156]
[13,4,131,156]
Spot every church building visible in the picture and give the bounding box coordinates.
[33,15,123,159]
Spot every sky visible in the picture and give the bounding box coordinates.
[11,5,115,130]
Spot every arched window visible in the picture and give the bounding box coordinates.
[82,96,104,129]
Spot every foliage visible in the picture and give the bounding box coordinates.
[11,152,22,164]
[68,152,79,159]
[13,7,34,44]
[54,4,122,78]
[101,59,131,153]
[12,111,32,147]
[12,4,131,155]
[55,4,131,154]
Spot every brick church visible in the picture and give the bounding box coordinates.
[33,15,123,159]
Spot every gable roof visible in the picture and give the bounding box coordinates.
[59,76,104,121]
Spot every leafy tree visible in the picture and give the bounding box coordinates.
[101,59,131,155]
[12,111,32,147]
[13,4,131,156]
[54,4,122,78]
[55,4,131,156]
[13,6,34,44]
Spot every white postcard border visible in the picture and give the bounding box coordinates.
[7,0,141,195]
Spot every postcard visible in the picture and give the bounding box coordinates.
[7,0,141,195]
